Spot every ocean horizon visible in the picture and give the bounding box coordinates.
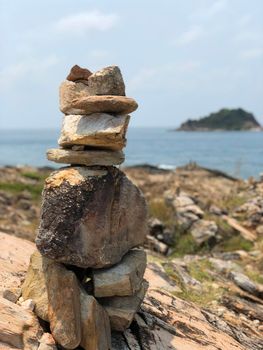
[0,127,262,179]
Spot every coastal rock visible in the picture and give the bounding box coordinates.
[21,251,49,321]
[190,219,218,245]
[36,167,148,268]
[93,249,147,297]
[45,260,81,349]
[99,280,148,331]
[58,113,130,151]
[145,235,169,255]
[47,148,125,166]
[80,289,111,350]
[0,296,42,350]
[229,271,263,298]
[60,81,138,115]
[66,65,92,82]
[38,333,57,350]
[0,232,35,303]
[88,66,125,96]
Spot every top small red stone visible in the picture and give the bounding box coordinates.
[67,65,92,82]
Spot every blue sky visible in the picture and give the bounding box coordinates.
[1,0,263,128]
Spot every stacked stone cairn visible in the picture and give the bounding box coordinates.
[22,65,148,350]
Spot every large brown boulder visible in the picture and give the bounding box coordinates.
[36,166,148,268]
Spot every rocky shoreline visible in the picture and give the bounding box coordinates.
[0,162,263,349]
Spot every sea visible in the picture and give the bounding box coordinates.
[0,128,262,179]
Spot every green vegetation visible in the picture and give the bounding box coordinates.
[0,182,43,201]
[173,286,225,307]
[172,233,200,256]
[22,171,46,181]
[165,258,225,307]
[219,234,253,252]
[187,259,214,283]
[177,108,261,131]
[220,193,248,212]
[245,270,263,285]
[148,199,174,227]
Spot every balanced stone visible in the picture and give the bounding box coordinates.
[45,259,81,349]
[21,251,49,321]
[80,289,111,350]
[93,249,147,297]
[60,80,137,115]
[67,65,92,82]
[36,166,148,268]
[88,66,125,96]
[58,113,130,151]
[99,280,148,331]
[47,148,125,166]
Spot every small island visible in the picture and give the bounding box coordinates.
[176,108,262,131]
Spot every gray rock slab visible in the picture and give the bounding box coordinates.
[93,249,146,297]
[47,148,125,166]
[58,113,130,151]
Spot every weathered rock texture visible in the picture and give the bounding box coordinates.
[47,148,125,166]
[58,113,130,150]
[22,251,49,321]
[45,260,81,349]
[80,289,111,350]
[88,66,125,96]
[60,90,138,115]
[99,280,148,331]
[190,219,218,245]
[93,249,147,297]
[0,296,43,350]
[36,166,148,268]
[0,232,35,303]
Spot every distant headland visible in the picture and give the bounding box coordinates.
[176,108,262,131]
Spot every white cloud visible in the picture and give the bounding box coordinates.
[55,10,118,35]
[89,49,110,60]
[190,0,228,20]
[128,61,200,91]
[0,55,59,90]
[240,48,263,60]
[174,26,204,46]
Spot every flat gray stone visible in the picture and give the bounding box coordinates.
[58,113,130,151]
[93,249,147,297]
[47,148,125,166]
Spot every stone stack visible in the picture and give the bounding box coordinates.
[22,65,148,350]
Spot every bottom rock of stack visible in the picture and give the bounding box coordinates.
[98,280,148,332]
[21,249,148,349]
